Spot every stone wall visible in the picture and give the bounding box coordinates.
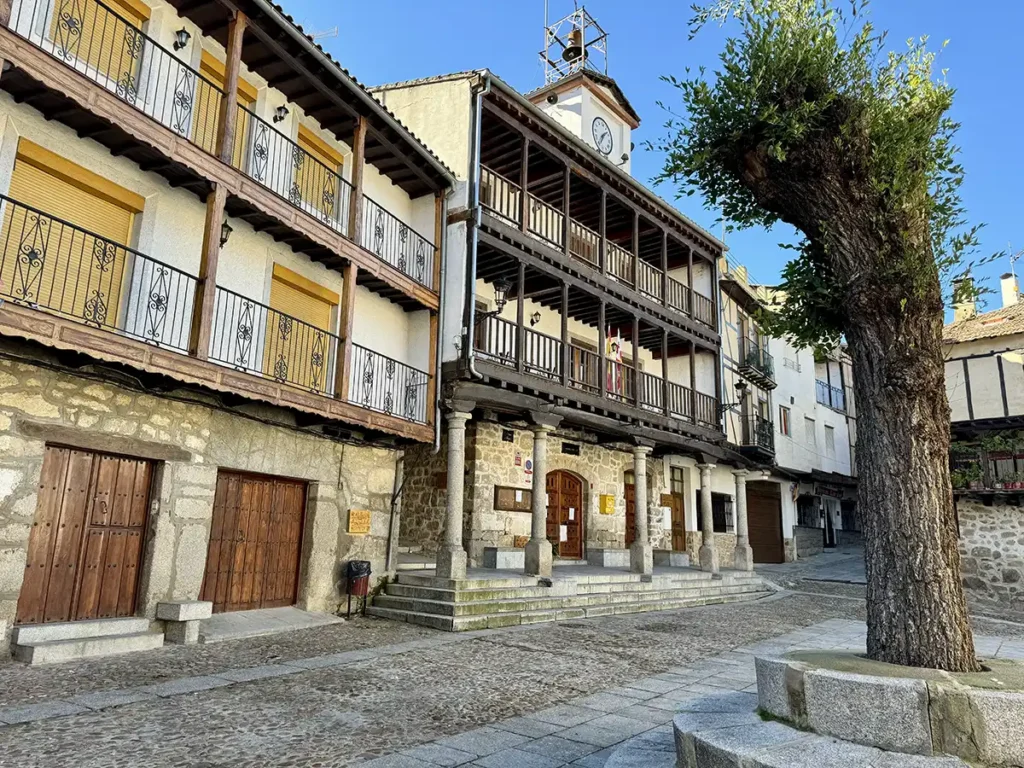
[683,530,737,566]
[836,530,863,547]
[794,525,824,559]
[958,499,1024,607]
[0,354,398,647]
[400,438,449,554]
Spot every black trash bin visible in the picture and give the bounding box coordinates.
[345,560,372,617]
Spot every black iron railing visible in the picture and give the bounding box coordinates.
[744,414,776,453]
[741,335,775,381]
[815,379,846,412]
[349,344,429,424]
[361,195,435,290]
[209,286,340,396]
[0,194,197,351]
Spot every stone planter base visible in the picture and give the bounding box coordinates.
[755,652,1024,766]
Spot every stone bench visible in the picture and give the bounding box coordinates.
[157,601,213,645]
[482,547,525,570]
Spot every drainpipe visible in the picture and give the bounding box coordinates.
[463,72,492,381]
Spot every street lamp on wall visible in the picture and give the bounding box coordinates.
[219,221,233,248]
[717,379,749,416]
[273,105,289,124]
[173,28,191,51]
[489,276,514,316]
[529,311,541,327]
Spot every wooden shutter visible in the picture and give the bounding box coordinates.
[296,125,344,218]
[48,0,150,86]
[264,264,338,389]
[193,51,258,160]
[1,140,141,326]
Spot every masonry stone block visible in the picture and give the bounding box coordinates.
[157,601,213,621]
[483,547,525,570]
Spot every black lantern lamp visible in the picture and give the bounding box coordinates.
[219,221,233,248]
[173,28,191,51]
[490,276,514,316]
[717,379,749,416]
[273,105,289,124]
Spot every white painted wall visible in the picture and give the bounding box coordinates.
[945,345,1024,422]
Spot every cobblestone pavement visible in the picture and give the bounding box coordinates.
[757,546,867,585]
[0,588,1020,767]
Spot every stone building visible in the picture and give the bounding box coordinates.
[944,271,1024,609]
[0,0,454,660]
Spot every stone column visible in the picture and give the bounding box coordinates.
[436,410,471,580]
[733,469,753,571]
[525,424,554,577]
[629,445,654,575]
[698,463,719,574]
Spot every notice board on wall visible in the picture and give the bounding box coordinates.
[494,486,533,512]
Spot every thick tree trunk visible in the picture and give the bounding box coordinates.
[847,304,978,672]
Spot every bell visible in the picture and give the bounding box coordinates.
[562,28,584,62]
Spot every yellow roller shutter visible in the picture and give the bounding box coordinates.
[296,125,344,220]
[264,264,338,391]
[194,51,258,162]
[48,0,151,90]
[1,140,140,328]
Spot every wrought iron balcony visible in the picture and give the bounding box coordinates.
[740,414,776,458]
[738,334,776,389]
[815,380,846,412]
[7,0,436,290]
[0,193,431,426]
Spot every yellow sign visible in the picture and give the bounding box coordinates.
[348,509,371,535]
[599,494,616,515]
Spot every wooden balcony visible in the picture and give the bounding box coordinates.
[0,0,442,309]
[0,193,432,441]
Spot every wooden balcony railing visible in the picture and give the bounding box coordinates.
[7,0,436,291]
[473,314,518,367]
[694,390,720,430]
[667,381,693,420]
[607,242,634,285]
[569,220,600,267]
[636,260,663,302]
[666,277,691,315]
[479,166,521,225]
[569,344,600,394]
[522,326,562,380]
[0,193,432,425]
[605,359,635,403]
[638,370,664,411]
[528,194,564,249]
[692,292,716,329]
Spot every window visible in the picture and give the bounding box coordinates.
[712,492,733,533]
[825,425,836,458]
[195,51,259,160]
[778,406,791,436]
[266,264,339,389]
[296,125,345,221]
[804,417,817,446]
[797,496,819,528]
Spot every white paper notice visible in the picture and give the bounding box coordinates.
[568,507,575,520]
[515,490,523,503]
[559,525,568,542]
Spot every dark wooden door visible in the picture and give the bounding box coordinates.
[662,494,687,551]
[16,446,152,625]
[201,471,307,613]
[545,470,584,559]
[747,483,784,564]
[624,472,635,546]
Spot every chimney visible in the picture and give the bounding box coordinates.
[952,277,977,322]
[1001,273,1020,309]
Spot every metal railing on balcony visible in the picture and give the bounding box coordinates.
[0,194,197,351]
[234,104,352,235]
[743,414,775,453]
[209,286,340,397]
[607,242,634,285]
[740,335,775,382]
[479,166,521,225]
[349,344,430,425]
[361,195,436,290]
[528,194,564,249]
[816,380,846,412]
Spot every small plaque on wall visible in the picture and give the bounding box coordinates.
[513,535,529,548]
[348,509,371,535]
[494,486,533,512]
[599,494,616,515]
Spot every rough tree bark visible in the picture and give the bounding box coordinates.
[727,111,979,672]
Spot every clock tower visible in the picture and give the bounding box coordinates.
[528,5,641,174]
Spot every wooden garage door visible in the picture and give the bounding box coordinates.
[747,483,784,564]
[16,446,153,625]
[200,471,307,613]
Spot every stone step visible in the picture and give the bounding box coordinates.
[13,631,165,665]
[368,589,771,632]
[395,573,542,590]
[12,617,152,645]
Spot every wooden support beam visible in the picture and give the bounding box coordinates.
[632,314,641,407]
[686,246,694,316]
[662,328,671,417]
[598,299,606,400]
[600,189,608,275]
[188,185,227,359]
[334,262,358,400]
[689,342,697,424]
[520,137,530,233]
[215,11,247,165]
[516,260,525,374]
[347,115,367,245]
[562,165,571,257]
[560,280,570,387]
[631,210,639,288]
[660,229,669,308]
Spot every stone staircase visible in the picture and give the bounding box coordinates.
[11,617,164,665]
[369,568,775,631]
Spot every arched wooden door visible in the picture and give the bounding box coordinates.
[545,470,584,559]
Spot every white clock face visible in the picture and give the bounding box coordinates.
[592,117,613,156]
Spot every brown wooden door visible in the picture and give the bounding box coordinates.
[747,482,784,564]
[624,471,635,546]
[16,446,152,626]
[668,466,687,552]
[545,470,584,559]
[201,471,307,613]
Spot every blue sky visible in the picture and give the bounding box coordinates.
[292,0,1022,297]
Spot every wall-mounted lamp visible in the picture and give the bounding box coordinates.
[529,311,542,327]
[490,277,513,316]
[173,28,191,51]
[717,379,749,416]
[219,221,233,248]
[273,105,289,124]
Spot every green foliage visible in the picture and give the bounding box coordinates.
[648,0,991,348]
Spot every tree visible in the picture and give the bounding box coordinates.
[650,0,982,671]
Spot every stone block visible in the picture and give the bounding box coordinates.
[164,620,200,645]
[803,668,931,755]
[588,548,630,568]
[525,538,552,578]
[629,542,653,575]
[692,721,812,768]
[652,550,690,568]
[483,547,525,570]
[966,688,1024,766]
[157,601,213,621]
[755,656,798,721]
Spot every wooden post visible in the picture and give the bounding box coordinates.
[562,165,571,256]
[560,280,570,387]
[426,311,439,425]
[662,328,671,417]
[599,189,607,275]
[632,314,641,407]
[689,342,697,424]
[432,192,443,292]
[631,210,639,288]
[686,245,694,316]
[334,262,358,401]
[348,115,368,244]
[661,229,669,307]
[516,260,525,374]
[215,11,246,165]
[0,0,13,28]
[520,137,530,233]
[188,185,227,360]
[598,299,606,399]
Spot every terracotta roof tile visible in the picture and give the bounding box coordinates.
[944,301,1024,344]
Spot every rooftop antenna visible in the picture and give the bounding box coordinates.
[540,1,608,85]
[305,25,338,43]
[1010,245,1022,281]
